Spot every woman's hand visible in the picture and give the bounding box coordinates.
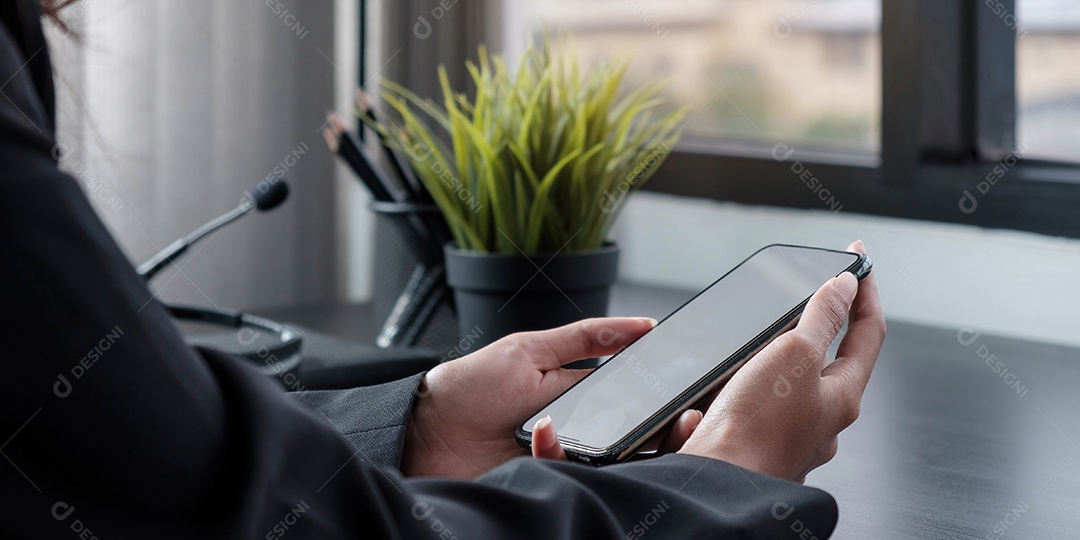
[402,317,656,478]
[533,241,883,476]
[678,240,885,482]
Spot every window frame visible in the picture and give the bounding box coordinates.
[643,0,1080,239]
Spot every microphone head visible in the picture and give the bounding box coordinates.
[246,178,290,211]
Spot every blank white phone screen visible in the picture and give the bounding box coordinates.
[522,245,860,451]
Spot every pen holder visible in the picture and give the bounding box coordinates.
[371,201,459,358]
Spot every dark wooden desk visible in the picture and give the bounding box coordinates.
[261,282,1080,539]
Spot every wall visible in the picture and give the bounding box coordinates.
[55,0,340,310]
[614,192,1080,349]
[334,0,375,301]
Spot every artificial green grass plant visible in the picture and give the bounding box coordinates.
[369,33,686,254]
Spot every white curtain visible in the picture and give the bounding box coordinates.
[48,0,341,310]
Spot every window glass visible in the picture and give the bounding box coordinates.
[522,0,882,152]
[1016,0,1080,162]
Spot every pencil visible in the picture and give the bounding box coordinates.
[323,114,395,202]
[357,92,430,203]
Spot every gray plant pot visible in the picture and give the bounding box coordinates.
[444,243,619,363]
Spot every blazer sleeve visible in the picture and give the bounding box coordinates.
[0,21,839,540]
[286,375,424,468]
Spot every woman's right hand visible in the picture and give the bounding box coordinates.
[678,240,885,481]
[534,241,885,483]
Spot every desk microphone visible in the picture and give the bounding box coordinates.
[137,178,290,280]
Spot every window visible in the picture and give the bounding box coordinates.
[522,0,881,152]
[371,0,1080,238]
[1016,0,1080,163]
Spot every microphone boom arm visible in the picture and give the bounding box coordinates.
[135,178,291,281]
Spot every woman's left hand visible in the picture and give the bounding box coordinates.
[402,317,657,478]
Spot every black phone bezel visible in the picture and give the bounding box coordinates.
[515,244,872,466]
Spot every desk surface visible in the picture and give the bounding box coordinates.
[261,282,1080,539]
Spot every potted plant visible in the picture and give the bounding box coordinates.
[369,33,685,350]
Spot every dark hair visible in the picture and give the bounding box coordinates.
[40,0,78,32]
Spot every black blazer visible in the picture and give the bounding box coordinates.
[0,2,839,538]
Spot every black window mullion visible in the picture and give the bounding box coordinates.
[918,1,972,162]
[883,1,972,181]
[972,0,1018,160]
[880,1,922,188]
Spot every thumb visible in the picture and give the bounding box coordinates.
[793,272,858,355]
[522,317,657,370]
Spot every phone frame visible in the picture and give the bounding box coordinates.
[515,244,872,466]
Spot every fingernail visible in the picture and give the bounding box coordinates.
[854,239,865,250]
[679,410,703,431]
[639,317,658,327]
[688,409,703,428]
[534,416,556,448]
[836,272,858,301]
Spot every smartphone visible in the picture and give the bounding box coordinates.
[516,244,872,465]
